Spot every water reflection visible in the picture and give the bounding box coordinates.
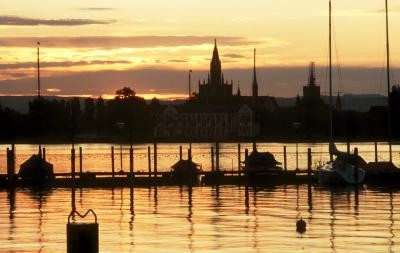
[2,185,400,252]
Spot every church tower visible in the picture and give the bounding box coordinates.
[210,39,222,86]
[252,48,259,99]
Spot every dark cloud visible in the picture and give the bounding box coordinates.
[222,53,245,59]
[0,60,131,70]
[0,15,115,26]
[0,36,259,48]
[75,7,115,11]
[0,66,398,97]
[168,59,188,63]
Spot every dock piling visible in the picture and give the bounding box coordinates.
[237,143,241,176]
[354,148,359,183]
[79,147,83,175]
[71,147,76,179]
[42,147,46,161]
[129,145,134,178]
[374,141,378,162]
[307,148,312,180]
[215,142,220,172]
[153,143,157,178]
[6,146,15,182]
[147,146,152,178]
[211,147,215,172]
[283,146,287,171]
[347,141,350,154]
[179,146,183,160]
[111,146,115,178]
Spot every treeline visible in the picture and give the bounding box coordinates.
[0,87,154,142]
[0,86,399,142]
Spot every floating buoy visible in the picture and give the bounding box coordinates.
[296,218,306,233]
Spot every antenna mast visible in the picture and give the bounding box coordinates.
[385,0,392,162]
[329,0,333,161]
[37,41,41,100]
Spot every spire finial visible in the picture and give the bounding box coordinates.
[252,47,258,98]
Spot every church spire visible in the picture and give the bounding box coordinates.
[210,38,222,86]
[252,48,258,98]
[308,62,316,86]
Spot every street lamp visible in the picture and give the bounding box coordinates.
[292,122,301,170]
[116,122,125,171]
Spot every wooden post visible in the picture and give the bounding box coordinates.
[283,146,287,171]
[211,147,215,172]
[71,147,76,179]
[307,148,312,180]
[245,148,249,160]
[7,147,15,182]
[347,141,350,154]
[111,146,115,178]
[374,141,378,162]
[188,148,191,161]
[354,148,359,184]
[129,145,134,178]
[147,146,152,178]
[215,142,220,172]
[42,147,46,161]
[237,143,241,175]
[79,147,83,175]
[179,146,183,160]
[153,143,157,178]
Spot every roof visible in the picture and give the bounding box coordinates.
[244,151,281,166]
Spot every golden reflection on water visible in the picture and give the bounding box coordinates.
[0,142,399,174]
[0,185,400,252]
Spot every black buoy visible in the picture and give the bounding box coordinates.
[67,209,98,253]
[296,218,306,233]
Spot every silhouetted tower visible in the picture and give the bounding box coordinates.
[302,62,322,106]
[252,48,259,100]
[335,92,342,111]
[210,39,222,86]
[236,81,241,96]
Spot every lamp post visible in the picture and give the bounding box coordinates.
[293,122,301,170]
[116,122,125,171]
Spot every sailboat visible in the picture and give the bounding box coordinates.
[315,0,365,184]
[364,0,400,183]
[18,42,54,181]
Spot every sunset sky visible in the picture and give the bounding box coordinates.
[0,0,399,99]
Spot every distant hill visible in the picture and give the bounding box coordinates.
[275,94,387,112]
[0,94,387,113]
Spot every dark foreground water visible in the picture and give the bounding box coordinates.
[1,185,399,253]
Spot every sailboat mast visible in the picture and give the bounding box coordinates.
[329,0,333,161]
[37,42,41,100]
[385,0,392,162]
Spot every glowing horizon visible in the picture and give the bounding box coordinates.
[1,0,400,97]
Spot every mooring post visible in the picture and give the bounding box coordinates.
[188,148,192,161]
[39,144,42,158]
[237,143,241,176]
[129,144,134,178]
[153,143,157,178]
[354,148,359,183]
[215,142,220,172]
[147,146,152,178]
[42,147,46,161]
[179,145,183,160]
[111,146,115,178]
[283,146,287,171]
[307,148,312,180]
[71,147,76,179]
[347,141,350,154]
[211,147,215,172]
[374,141,378,162]
[6,147,15,182]
[79,147,83,175]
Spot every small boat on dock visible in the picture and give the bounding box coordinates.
[243,148,296,184]
[170,159,202,185]
[19,154,54,180]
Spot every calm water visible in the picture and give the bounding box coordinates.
[1,185,400,252]
[0,142,399,252]
[0,142,399,173]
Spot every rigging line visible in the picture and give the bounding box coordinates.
[331,9,344,95]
